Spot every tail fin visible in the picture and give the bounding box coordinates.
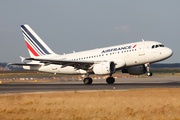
[21,24,55,58]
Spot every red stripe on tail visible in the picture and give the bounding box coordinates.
[25,41,39,57]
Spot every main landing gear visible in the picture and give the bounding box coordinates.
[83,77,93,84]
[83,74,115,84]
[106,74,115,84]
[145,63,153,77]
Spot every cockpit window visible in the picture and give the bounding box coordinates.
[159,44,164,47]
[151,44,165,49]
[156,45,159,48]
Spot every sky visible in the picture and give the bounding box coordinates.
[0,0,180,63]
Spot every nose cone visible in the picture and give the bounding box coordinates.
[165,47,173,58]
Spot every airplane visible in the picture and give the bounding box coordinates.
[10,24,173,84]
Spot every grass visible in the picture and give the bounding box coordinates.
[0,88,180,120]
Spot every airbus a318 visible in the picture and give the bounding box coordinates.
[11,24,173,84]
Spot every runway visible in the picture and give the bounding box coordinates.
[0,77,180,94]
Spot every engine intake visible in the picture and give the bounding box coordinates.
[122,65,147,75]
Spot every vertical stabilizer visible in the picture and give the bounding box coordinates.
[21,24,55,58]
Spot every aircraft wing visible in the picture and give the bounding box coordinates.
[24,58,107,70]
[9,63,41,66]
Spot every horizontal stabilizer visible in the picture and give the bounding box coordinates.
[20,56,25,62]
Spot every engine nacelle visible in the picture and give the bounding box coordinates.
[93,62,115,75]
[122,65,147,75]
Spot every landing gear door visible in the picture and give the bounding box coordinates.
[138,42,145,56]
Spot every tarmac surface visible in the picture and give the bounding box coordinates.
[0,76,180,94]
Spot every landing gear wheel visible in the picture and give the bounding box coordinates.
[145,63,153,77]
[83,77,93,84]
[106,77,115,84]
[147,72,153,77]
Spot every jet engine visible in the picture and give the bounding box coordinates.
[93,62,115,75]
[122,65,147,75]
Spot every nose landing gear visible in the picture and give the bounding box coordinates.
[145,63,153,77]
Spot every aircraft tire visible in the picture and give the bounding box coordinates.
[147,72,153,76]
[83,77,93,84]
[106,77,115,84]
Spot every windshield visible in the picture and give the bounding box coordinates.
[151,44,165,49]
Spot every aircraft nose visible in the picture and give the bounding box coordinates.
[165,48,173,58]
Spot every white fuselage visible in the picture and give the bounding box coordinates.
[23,41,172,74]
